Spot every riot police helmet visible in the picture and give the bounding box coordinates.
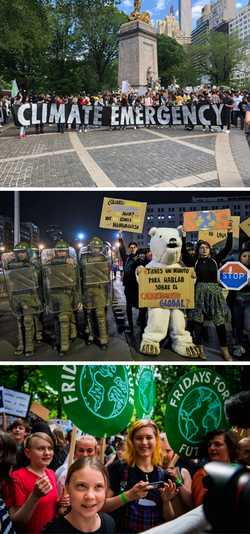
[54,240,69,258]
[13,242,30,261]
[88,236,104,253]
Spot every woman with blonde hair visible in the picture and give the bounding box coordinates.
[104,419,178,533]
[10,432,67,534]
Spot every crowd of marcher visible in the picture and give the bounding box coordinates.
[0,416,250,533]
[1,86,250,137]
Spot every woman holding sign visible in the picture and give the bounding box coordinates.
[180,222,233,361]
[104,419,178,533]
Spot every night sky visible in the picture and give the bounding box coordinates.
[0,190,249,244]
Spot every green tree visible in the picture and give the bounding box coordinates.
[157,34,186,87]
[74,0,127,91]
[195,31,243,86]
[175,45,200,87]
[0,0,53,90]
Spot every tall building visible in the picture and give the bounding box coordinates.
[229,3,250,82]
[209,0,236,30]
[179,0,192,39]
[0,215,40,250]
[157,5,191,45]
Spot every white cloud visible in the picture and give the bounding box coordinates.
[155,0,166,11]
[122,0,133,7]
[192,1,205,21]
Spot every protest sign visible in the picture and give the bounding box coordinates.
[198,216,240,247]
[59,365,134,437]
[30,402,50,421]
[183,209,231,232]
[165,369,231,458]
[99,197,147,233]
[122,81,129,93]
[13,103,228,128]
[134,366,156,419]
[138,267,195,308]
[240,217,250,238]
[0,386,31,418]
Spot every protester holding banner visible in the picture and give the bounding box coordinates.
[226,243,250,358]
[104,419,178,533]
[43,457,115,534]
[192,429,238,507]
[118,234,148,336]
[180,222,233,361]
[10,432,66,534]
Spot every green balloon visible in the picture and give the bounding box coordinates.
[134,366,155,419]
[165,369,231,458]
[59,365,134,437]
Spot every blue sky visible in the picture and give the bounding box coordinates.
[119,0,249,27]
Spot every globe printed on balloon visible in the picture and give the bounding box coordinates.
[59,365,134,437]
[165,369,231,458]
[134,366,156,419]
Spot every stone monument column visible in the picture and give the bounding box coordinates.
[118,19,158,92]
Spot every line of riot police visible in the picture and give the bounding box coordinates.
[1,237,111,356]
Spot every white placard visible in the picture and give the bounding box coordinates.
[0,386,31,417]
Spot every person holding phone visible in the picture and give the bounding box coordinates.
[104,420,178,533]
[10,432,67,534]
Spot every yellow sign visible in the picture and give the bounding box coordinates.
[138,267,195,309]
[183,209,231,232]
[199,216,240,246]
[240,217,250,238]
[99,197,147,234]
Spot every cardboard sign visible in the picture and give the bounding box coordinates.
[199,216,240,246]
[134,366,155,419]
[183,209,231,232]
[30,402,50,421]
[99,197,147,233]
[58,365,134,438]
[165,369,231,458]
[138,267,195,309]
[240,217,250,237]
[0,386,31,418]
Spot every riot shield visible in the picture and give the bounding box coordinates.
[2,252,43,316]
[41,248,81,313]
[79,247,110,309]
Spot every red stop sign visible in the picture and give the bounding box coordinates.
[218,261,249,290]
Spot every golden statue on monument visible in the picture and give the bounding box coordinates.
[129,0,151,24]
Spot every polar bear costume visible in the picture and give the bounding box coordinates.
[140,227,200,358]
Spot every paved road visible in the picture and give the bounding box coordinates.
[0,278,244,362]
[0,123,249,188]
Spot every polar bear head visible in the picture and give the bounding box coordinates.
[148,227,182,265]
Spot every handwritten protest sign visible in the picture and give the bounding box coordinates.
[138,267,195,309]
[198,216,240,246]
[240,217,250,238]
[183,209,231,232]
[99,197,147,233]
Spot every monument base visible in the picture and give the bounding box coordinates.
[118,20,158,92]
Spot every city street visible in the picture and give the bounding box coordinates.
[0,275,239,362]
[0,123,249,188]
